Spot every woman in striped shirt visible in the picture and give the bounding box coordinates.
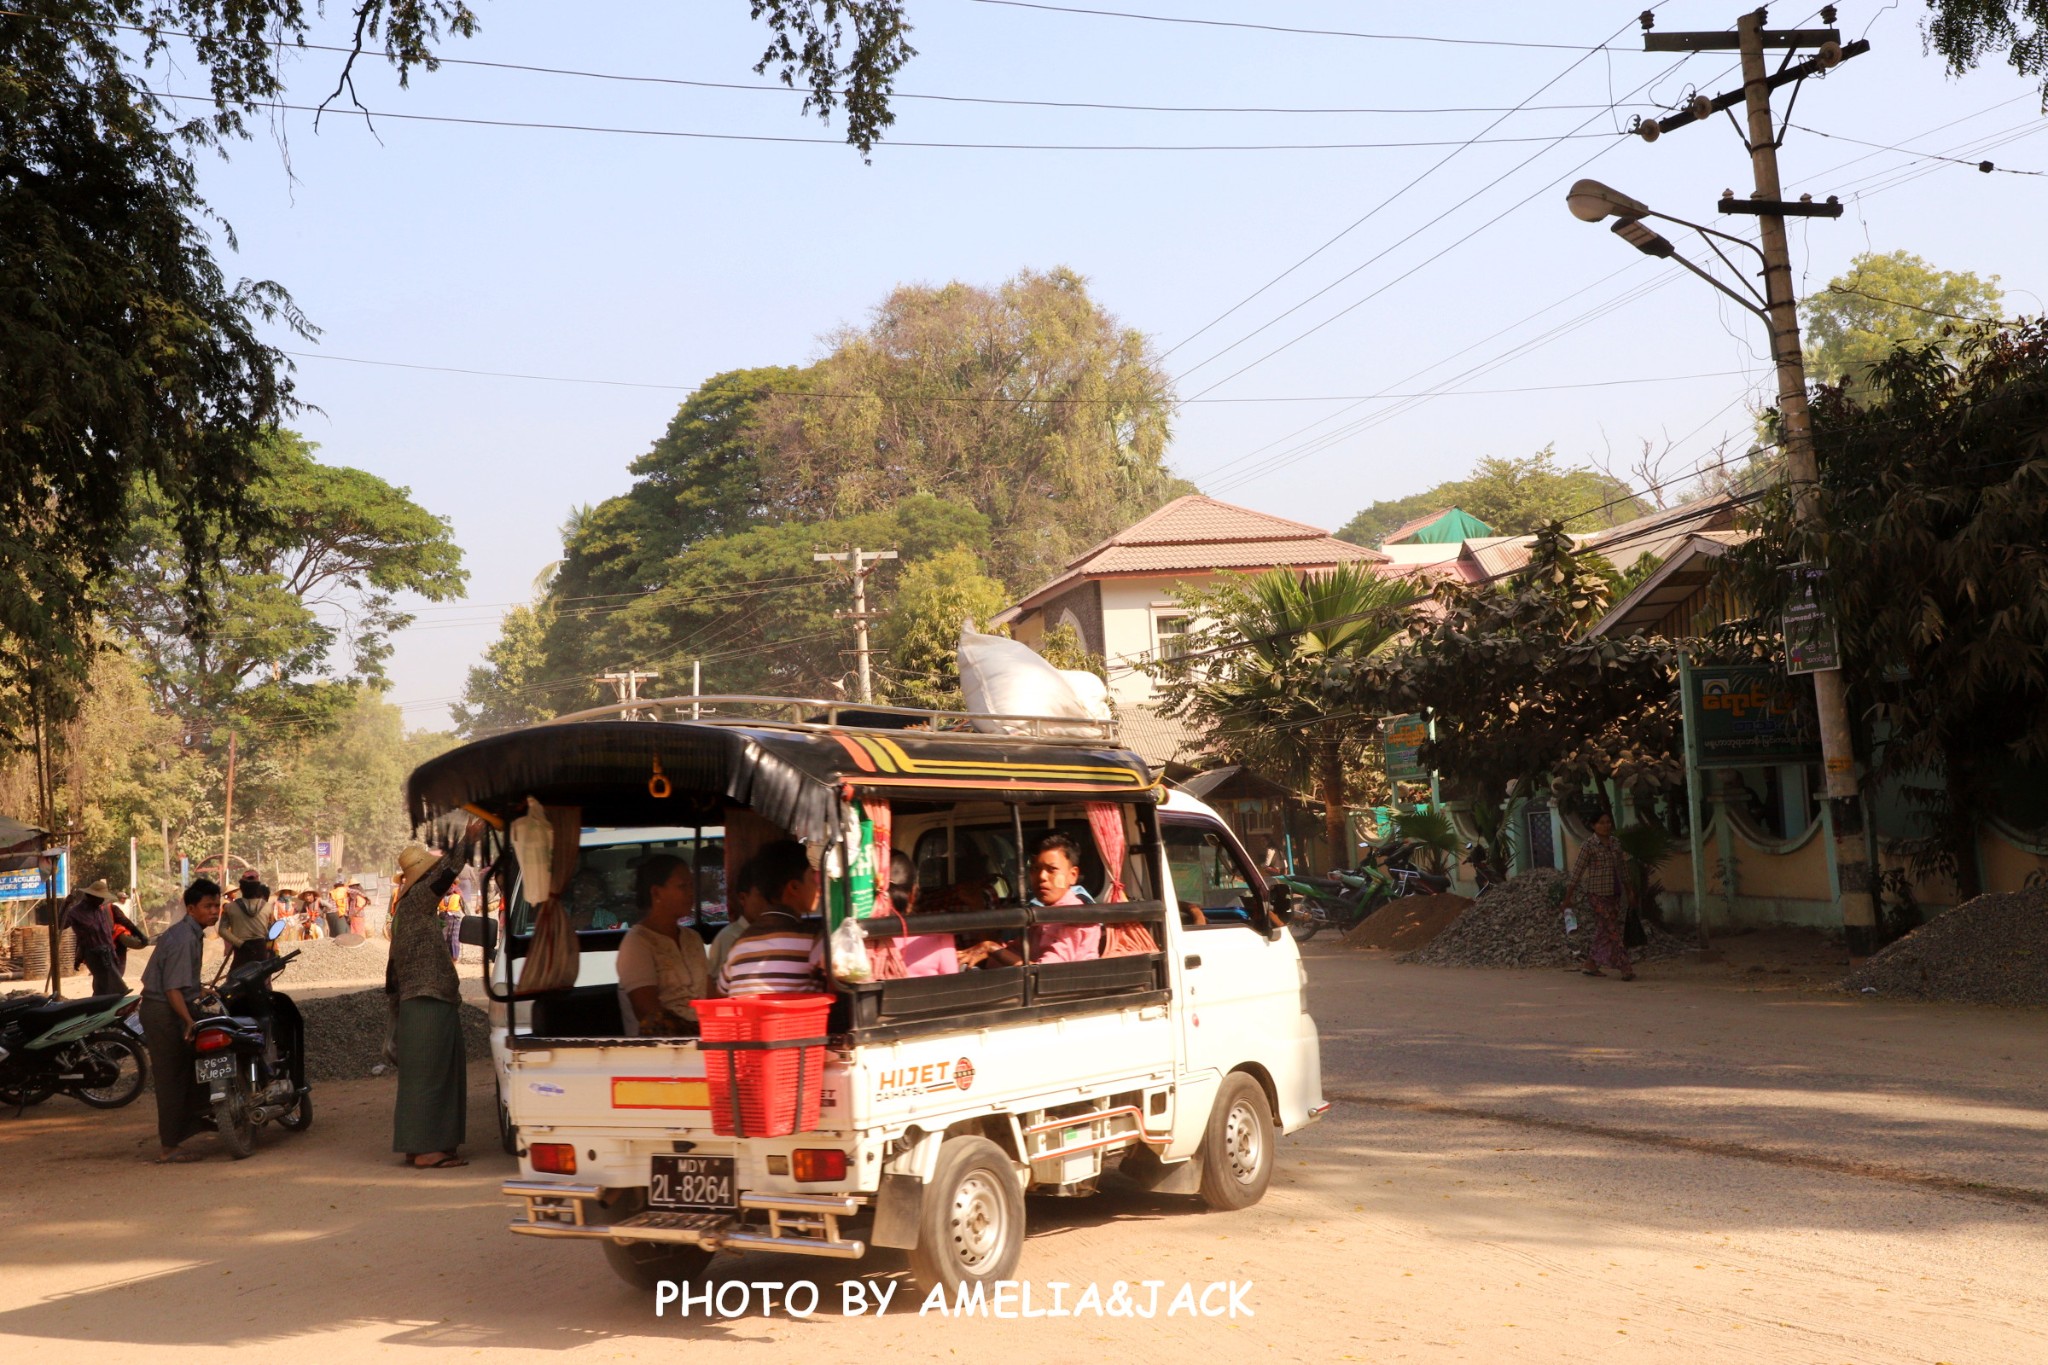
[716,839,827,996]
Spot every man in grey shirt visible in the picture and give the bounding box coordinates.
[141,878,224,1162]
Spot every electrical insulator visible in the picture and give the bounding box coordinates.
[1688,94,1711,121]
[1817,40,1842,69]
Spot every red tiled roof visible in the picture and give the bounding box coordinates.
[1005,495,1387,616]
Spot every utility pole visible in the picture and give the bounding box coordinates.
[692,659,701,720]
[221,731,237,884]
[813,547,898,704]
[1643,6,1878,955]
[598,668,661,720]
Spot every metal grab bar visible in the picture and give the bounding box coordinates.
[538,694,1117,742]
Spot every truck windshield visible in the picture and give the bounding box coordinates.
[507,828,725,935]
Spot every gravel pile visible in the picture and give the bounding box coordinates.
[298,987,492,1083]
[1404,870,1693,969]
[1840,888,2048,1007]
[279,937,391,986]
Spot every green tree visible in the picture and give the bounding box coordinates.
[1338,527,1684,814]
[1716,317,2048,894]
[1803,250,2004,386]
[1336,447,1643,546]
[1038,622,1107,682]
[453,600,558,737]
[750,267,1190,589]
[106,430,466,730]
[1925,0,2048,108]
[1154,564,1413,866]
[873,548,1013,709]
[3,2,912,742]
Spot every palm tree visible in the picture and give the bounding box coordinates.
[1155,564,1411,869]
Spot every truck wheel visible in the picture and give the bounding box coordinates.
[907,1136,1025,1295]
[602,1239,714,1292]
[1197,1073,1274,1211]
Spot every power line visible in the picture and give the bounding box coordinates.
[1159,7,1660,364]
[965,0,1631,52]
[147,91,1621,153]
[280,347,1748,403]
[1789,121,2048,177]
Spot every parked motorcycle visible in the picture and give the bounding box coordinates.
[1275,864,1395,941]
[1464,841,1505,898]
[0,989,149,1112]
[189,924,311,1158]
[1360,836,1453,898]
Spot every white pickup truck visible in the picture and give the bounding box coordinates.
[408,697,1326,1294]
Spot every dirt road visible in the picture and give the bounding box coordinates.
[3,954,2043,1363]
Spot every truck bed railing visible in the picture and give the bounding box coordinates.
[537,694,1118,744]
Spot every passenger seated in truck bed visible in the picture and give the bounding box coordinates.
[963,833,1100,968]
[616,853,712,1036]
[717,840,827,996]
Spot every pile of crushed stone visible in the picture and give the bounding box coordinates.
[1841,888,2048,1007]
[1343,892,1471,951]
[1404,869,1693,969]
[296,986,492,1083]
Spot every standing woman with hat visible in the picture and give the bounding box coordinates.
[63,878,127,996]
[386,825,484,1169]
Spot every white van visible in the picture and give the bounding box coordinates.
[410,698,1327,1294]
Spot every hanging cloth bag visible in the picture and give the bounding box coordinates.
[512,798,583,995]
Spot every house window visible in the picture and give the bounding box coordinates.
[1155,614,1191,663]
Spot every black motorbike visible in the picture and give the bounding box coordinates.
[189,937,311,1158]
[0,990,149,1112]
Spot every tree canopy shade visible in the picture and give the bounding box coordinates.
[1924,0,2048,107]
[1335,528,1683,815]
[1153,564,1412,863]
[1715,317,2048,894]
[1335,448,1643,548]
[105,431,466,732]
[1803,250,2004,387]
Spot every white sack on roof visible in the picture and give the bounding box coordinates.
[957,624,1103,737]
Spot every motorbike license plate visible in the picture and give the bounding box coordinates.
[195,1055,233,1083]
[648,1155,736,1211]
[124,1015,145,1036]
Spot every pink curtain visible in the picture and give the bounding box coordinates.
[1090,803,1157,958]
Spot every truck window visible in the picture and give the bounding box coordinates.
[507,834,718,935]
[911,819,1112,905]
[1162,820,1262,923]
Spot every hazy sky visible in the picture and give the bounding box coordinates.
[174,0,2046,727]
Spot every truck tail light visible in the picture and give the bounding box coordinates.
[194,1030,233,1053]
[791,1149,847,1183]
[529,1143,577,1175]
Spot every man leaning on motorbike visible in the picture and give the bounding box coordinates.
[139,877,224,1164]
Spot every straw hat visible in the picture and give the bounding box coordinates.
[397,844,438,883]
[81,878,115,900]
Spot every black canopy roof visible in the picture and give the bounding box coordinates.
[406,720,1157,841]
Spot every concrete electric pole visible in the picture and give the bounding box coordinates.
[813,547,898,704]
[598,669,661,721]
[1641,6,1879,954]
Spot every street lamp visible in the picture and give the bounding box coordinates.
[1564,178,1769,321]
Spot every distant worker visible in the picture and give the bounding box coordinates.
[62,878,127,997]
[219,873,274,969]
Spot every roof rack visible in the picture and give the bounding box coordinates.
[538,694,1120,745]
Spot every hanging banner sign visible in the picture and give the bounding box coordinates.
[1685,665,1820,768]
[0,848,67,902]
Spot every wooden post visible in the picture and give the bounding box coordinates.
[221,732,237,882]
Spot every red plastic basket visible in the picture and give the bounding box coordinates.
[693,993,833,1138]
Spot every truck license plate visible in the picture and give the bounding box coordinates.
[195,1055,233,1083]
[649,1155,736,1211]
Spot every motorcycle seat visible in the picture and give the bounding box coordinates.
[0,994,53,1021]
[1287,875,1347,892]
[15,994,123,1031]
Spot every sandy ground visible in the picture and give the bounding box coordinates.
[2,949,2044,1363]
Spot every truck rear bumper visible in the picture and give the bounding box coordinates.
[503,1182,867,1261]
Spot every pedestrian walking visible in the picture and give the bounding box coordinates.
[62,878,127,996]
[438,886,464,962]
[387,827,482,1169]
[1564,810,1634,981]
[141,878,225,1163]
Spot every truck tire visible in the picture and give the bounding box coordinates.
[1197,1073,1274,1211]
[907,1136,1025,1295]
[602,1239,715,1293]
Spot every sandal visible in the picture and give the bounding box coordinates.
[413,1153,469,1169]
[1581,968,1605,977]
